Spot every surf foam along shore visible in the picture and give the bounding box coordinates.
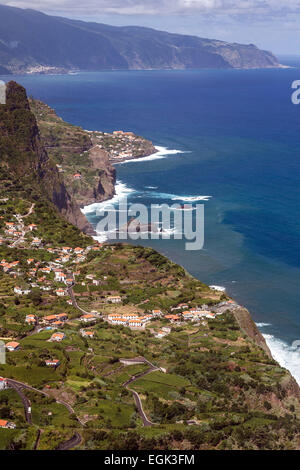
[114,145,186,164]
[145,190,212,203]
[263,333,300,385]
[81,180,136,215]
[81,180,136,243]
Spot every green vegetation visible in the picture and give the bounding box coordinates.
[0,82,299,451]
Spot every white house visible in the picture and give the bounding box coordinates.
[182,311,193,320]
[128,319,143,328]
[106,296,122,304]
[152,310,162,316]
[14,286,31,295]
[5,342,20,352]
[56,289,65,297]
[50,332,66,342]
[62,247,72,254]
[189,307,202,314]
[123,313,139,321]
[25,314,37,324]
[81,330,95,338]
[80,314,97,323]
[45,359,60,367]
[31,238,42,247]
[0,377,7,390]
[111,317,127,326]
[0,420,16,429]
[156,331,166,339]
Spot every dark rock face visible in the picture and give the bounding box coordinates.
[0,5,280,73]
[233,307,271,357]
[0,81,94,234]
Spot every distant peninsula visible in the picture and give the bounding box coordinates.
[0,4,281,74]
[30,99,156,208]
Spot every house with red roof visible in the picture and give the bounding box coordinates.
[0,419,16,429]
[45,359,60,367]
[5,341,20,351]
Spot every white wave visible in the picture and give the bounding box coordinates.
[171,195,212,202]
[263,334,300,385]
[256,322,271,328]
[173,206,196,211]
[116,145,185,164]
[209,285,226,292]
[145,186,158,189]
[148,191,212,202]
[92,234,108,244]
[162,227,184,236]
[82,180,136,215]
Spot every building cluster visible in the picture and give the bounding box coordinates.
[89,130,152,162]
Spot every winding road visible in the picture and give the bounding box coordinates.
[6,378,83,450]
[56,432,82,450]
[122,359,159,427]
[67,284,94,316]
[7,379,32,425]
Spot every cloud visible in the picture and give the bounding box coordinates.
[2,0,300,18]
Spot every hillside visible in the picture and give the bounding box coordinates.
[0,5,280,74]
[1,81,300,451]
[0,81,94,234]
[30,99,155,207]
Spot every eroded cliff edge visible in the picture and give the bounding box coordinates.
[0,81,94,234]
[30,99,156,208]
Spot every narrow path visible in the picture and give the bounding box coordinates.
[67,284,96,316]
[33,429,42,450]
[56,432,82,451]
[7,378,85,426]
[123,364,158,427]
[7,379,32,425]
[7,378,84,450]
[12,203,35,247]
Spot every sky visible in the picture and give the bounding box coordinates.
[1,0,300,55]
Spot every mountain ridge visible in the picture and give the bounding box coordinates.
[0,4,280,73]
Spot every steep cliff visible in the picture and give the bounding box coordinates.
[0,81,94,234]
[29,98,117,208]
[233,307,272,357]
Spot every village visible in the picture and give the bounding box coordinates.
[0,203,238,339]
[0,199,240,435]
[86,130,156,163]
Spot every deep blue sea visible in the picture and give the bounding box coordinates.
[2,58,300,380]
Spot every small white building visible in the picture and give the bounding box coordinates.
[50,332,66,342]
[80,314,97,323]
[152,309,162,316]
[6,342,20,352]
[55,271,67,282]
[0,420,16,429]
[128,319,143,328]
[0,377,7,390]
[31,238,42,247]
[25,314,37,324]
[81,330,95,338]
[106,296,122,304]
[123,313,139,321]
[56,289,66,297]
[111,317,127,326]
[14,286,31,295]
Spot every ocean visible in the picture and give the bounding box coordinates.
[3,58,300,382]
